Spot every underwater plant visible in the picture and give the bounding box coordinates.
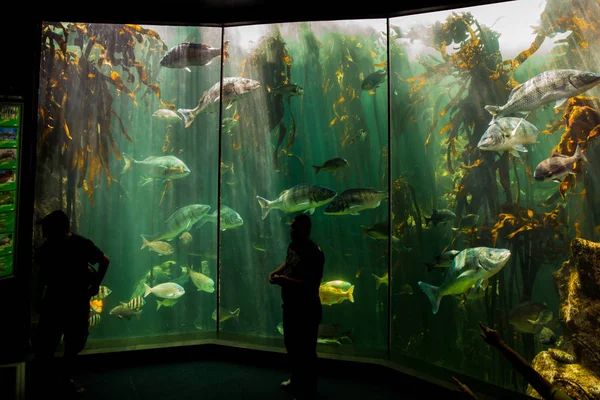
[37,22,168,225]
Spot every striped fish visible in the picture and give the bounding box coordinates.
[91,286,112,301]
[89,313,101,327]
[127,296,146,310]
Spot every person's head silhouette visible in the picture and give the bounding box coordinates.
[41,210,70,241]
[290,213,311,244]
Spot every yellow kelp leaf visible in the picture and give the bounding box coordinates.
[146,83,161,98]
[369,50,377,58]
[575,222,582,238]
[506,225,532,240]
[88,73,95,79]
[440,122,453,135]
[527,209,534,219]
[491,213,516,246]
[460,159,482,169]
[62,119,72,140]
[559,179,570,201]
[374,61,387,67]
[368,90,376,95]
[338,96,345,103]
[329,117,337,127]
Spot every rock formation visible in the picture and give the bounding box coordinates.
[527,238,600,399]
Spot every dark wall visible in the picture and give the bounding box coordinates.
[0,0,509,364]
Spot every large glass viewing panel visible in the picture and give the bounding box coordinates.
[34,23,222,345]
[32,0,600,396]
[390,0,600,395]
[219,20,389,351]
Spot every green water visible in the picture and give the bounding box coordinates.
[34,0,600,394]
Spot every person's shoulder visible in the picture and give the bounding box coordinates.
[70,233,96,246]
[309,240,324,254]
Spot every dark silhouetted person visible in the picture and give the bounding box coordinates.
[269,213,324,400]
[32,210,110,396]
[478,322,573,400]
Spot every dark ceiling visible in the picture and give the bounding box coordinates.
[2,0,510,97]
[27,0,511,26]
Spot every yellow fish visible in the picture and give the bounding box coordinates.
[372,273,388,290]
[319,285,355,306]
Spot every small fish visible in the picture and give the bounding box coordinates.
[212,307,240,323]
[152,109,183,122]
[361,222,389,240]
[160,41,229,70]
[485,69,600,122]
[89,299,103,313]
[89,314,101,327]
[509,301,553,334]
[179,232,192,245]
[312,158,349,175]
[109,302,142,320]
[418,247,511,314]
[141,237,174,256]
[528,309,553,328]
[156,298,180,310]
[252,243,267,252]
[372,273,388,289]
[221,117,238,134]
[127,296,146,310]
[425,209,456,226]
[324,188,387,216]
[477,117,539,157]
[539,327,556,345]
[91,286,112,300]
[277,322,354,345]
[452,214,480,231]
[319,284,355,306]
[396,284,413,295]
[425,250,460,272]
[391,236,411,253]
[187,268,215,293]
[178,77,260,128]
[534,144,587,183]
[268,83,304,97]
[361,69,387,91]
[143,282,185,299]
[257,184,337,220]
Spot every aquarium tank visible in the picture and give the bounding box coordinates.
[32,0,600,397]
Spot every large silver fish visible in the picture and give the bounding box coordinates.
[324,188,388,216]
[160,41,229,71]
[418,247,511,314]
[121,153,191,181]
[143,204,211,242]
[485,69,600,122]
[477,117,539,157]
[178,77,261,128]
[196,205,243,231]
[534,144,587,183]
[257,184,337,220]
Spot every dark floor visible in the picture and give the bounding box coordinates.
[27,358,410,400]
